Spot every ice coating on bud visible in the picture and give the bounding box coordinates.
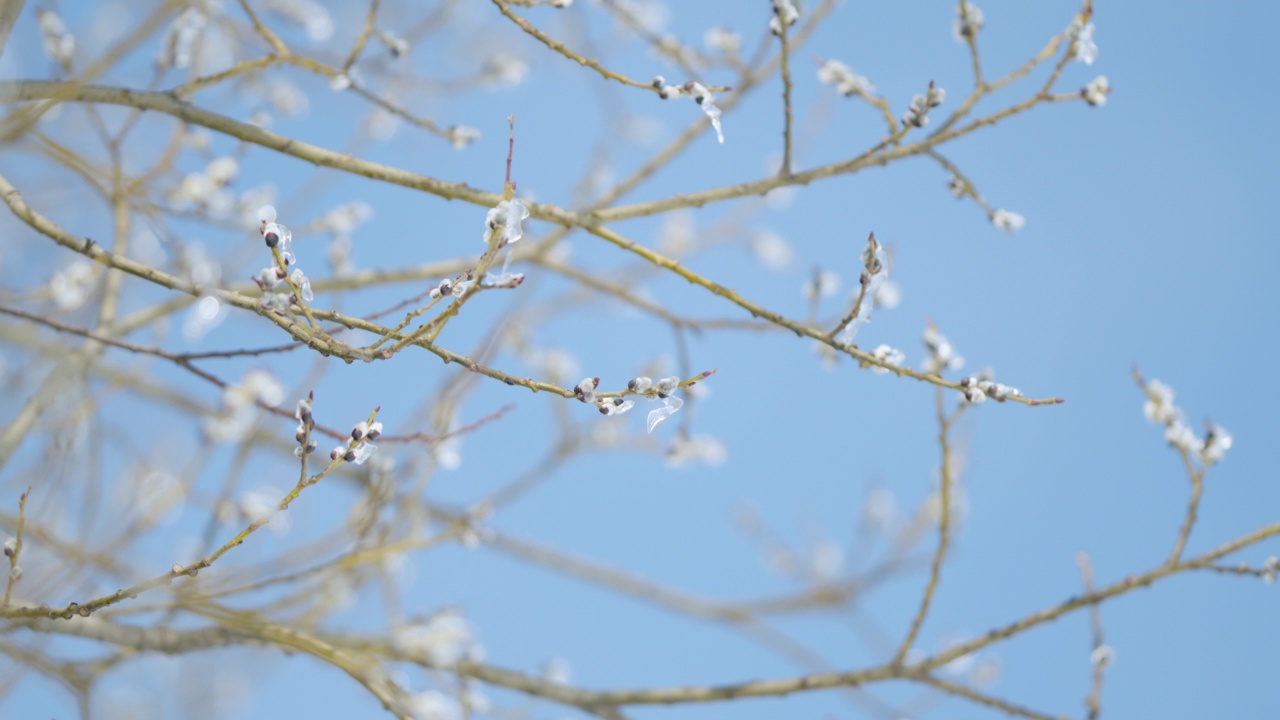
[654,376,680,397]
[575,377,599,403]
[841,235,888,343]
[351,442,377,465]
[262,221,294,264]
[627,376,653,393]
[646,395,683,433]
[290,268,313,302]
[485,200,530,244]
[331,445,348,461]
[598,399,635,416]
[685,82,724,144]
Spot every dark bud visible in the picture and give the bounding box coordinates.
[264,231,279,248]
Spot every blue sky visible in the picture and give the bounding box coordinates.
[1,1,1277,719]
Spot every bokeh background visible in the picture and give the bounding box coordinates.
[1,1,1277,718]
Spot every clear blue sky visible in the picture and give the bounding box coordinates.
[2,1,1277,719]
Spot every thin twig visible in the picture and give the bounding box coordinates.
[894,389,961,664]
[2,487,31,608]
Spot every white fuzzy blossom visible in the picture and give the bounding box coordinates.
[1201,424,1232,464]
[1083,76,1111,106]
[657,208,695,256]
[393,612,476,666]
[667,435,727,467]
[1090,645,1116,669]
[1142,380,1177,424]
[183,295,226,342]
[959,374,1020,404]
[770,0,799,35]
[703,26,741,54]
[869,345,905,375]
[1067,18,1099,65]
[38,10,75,65]
[923,325,964,374]
[902,85,945,127]
[1262,557,1279,584]
[157,7,206,70]
[447,125,482,150]
[484,54,530,86]
[50,260,95,310]
[750,229,794,270]
[817,59,875,97]
[808,538,844,581]
[314,201,373,236]
[238,486,290,535]
[876,279,902,309]
[803,270,841,302]
[954,3,984,41]
[991,209,1026,233]
[1139,377,1231,462]
[1164,421,1197,453]
[205,370,285,442]
[407,690,460,720]
[383,32,410,58]
[862,488,897,532]
[262,0,333,42]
